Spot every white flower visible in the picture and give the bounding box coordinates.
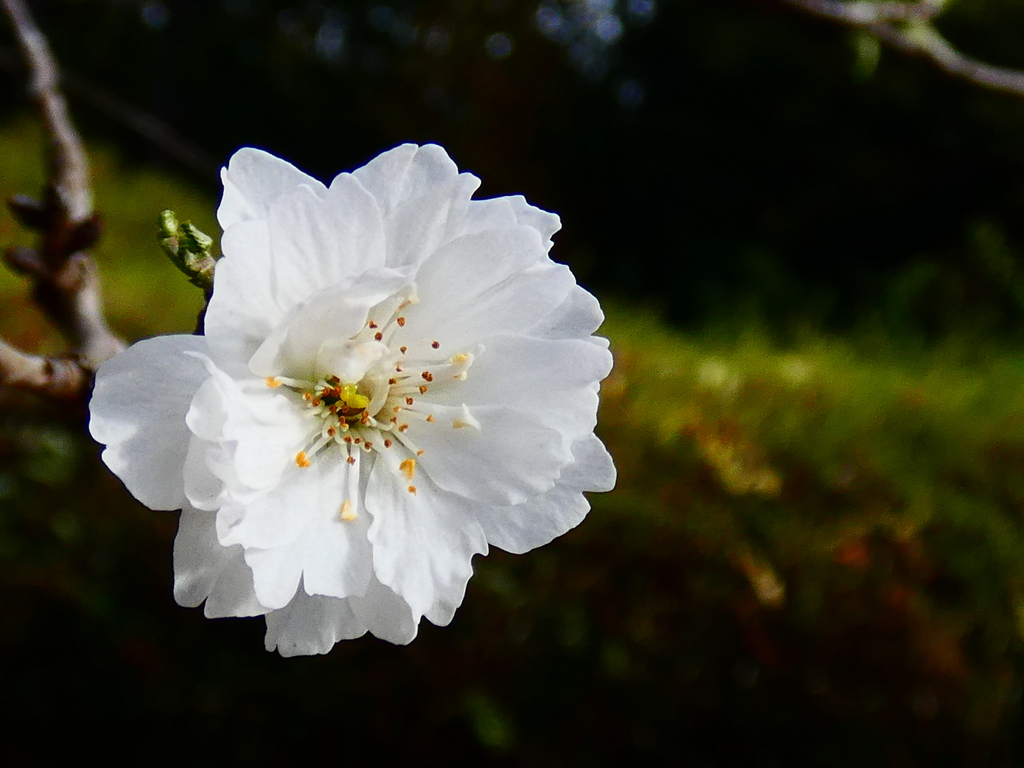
[88,144,615,656]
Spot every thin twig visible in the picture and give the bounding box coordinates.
[871,21,1024,97]
[0,0,123,404]
[2,0,90,223]
[780,0,940,24]
[778,0,1024,99]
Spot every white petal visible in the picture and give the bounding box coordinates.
[266,181,387,310]
[381,174,479,269]
[326,173,388,274]
[457,194,558,247]
[365,451,486,619]
[350,144,480,269]
[247,268,411,381]
[294,451,375,600]
[216,454,331,550]
[479,434,616,554]
[244,541,304,610]
[186,355,312,495]
[412,405,572,505]
[182,435,222,511]
[89,335,209,510]
[352,143,460,216]
[508,194,561,247]
[425,335,609,447]
[428,335,611,409]
[218,147,326,229]
[529,285,606,341]
[173,505,267,617]
[403,237,576,351]
[348,576,419,645]
[264,588,367,657]
[460,198,518,236]
[205,220,284,367]
[567,432,617,493]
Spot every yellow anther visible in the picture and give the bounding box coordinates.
[451,353,468,365]
[400,458,416,482]
[408,485,417,495]
[340,500,357,521]
[265,377,281,388]
[295,451,310,468]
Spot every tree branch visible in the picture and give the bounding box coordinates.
[0,338,88,400]
[779,0,941,24]
[778,0,1024,99]
[0,0,123,405]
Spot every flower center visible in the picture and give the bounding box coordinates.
[307,378,371,428]
[261,291,477,519]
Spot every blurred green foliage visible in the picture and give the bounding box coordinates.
[3,117,1024,765]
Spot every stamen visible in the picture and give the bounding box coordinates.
[295,451,310,468]
[397,317,406,327]
[408,485,417,495]
[431,341,440,349]
[400,458,416,481]
[340,500,357,521]
[452,405,481,431]
[265,377,281,388]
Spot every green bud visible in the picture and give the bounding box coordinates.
[158,209,219,293]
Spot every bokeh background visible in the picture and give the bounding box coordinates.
[5,0,1024,764]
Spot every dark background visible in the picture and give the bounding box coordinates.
[11,0,1024,335]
